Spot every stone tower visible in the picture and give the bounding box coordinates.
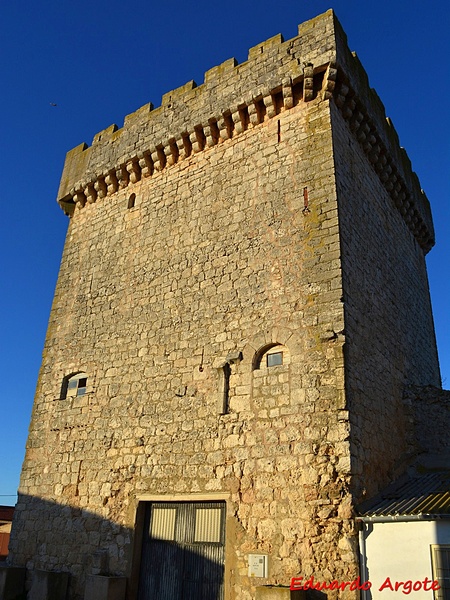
[6,10,441,600]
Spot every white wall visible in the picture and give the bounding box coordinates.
[362,520,450,599]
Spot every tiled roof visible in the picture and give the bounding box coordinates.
[358,472,450,518]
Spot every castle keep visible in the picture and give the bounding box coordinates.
[5,10,446,600]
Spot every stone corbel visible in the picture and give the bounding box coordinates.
[187,131,197,153]
[231,110,244,134]
[226,351,243,365]
[116,166,129,189]
[322,61,337,101]
[342,97,356,120]
[165,140,178,167]
[72,186,86,208]
[174,137,185,160]
[105,171,118,195]
[85,183,97,204]
[126,159,141,184]
[262,94,276,119]
[138,152,153,178]
[204,124,215,148]
[356,122,370,143]
[218,115,231,141]
[94,177,107,199]
[303,63,314,102]
[151,146,166,171]
[282,78,294,109]
[248,102,259,127]
[335,82,349,108]
[349,110,364,133]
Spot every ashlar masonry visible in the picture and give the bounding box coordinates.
[6,10,443,600]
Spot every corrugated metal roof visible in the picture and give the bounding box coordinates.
[358,472,450,518]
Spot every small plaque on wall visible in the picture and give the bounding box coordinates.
[248,554,268,578]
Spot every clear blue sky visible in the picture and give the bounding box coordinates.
[1,0,449,502]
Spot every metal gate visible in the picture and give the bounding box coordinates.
[137,501,226,600]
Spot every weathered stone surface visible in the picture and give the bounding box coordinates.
[83,575,126,600]
[255,586,305,600]
[28,570,69,600]
[7,9,443,600]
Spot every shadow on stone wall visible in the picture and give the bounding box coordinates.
[304,591,327,600]
[403,385,450,465]
[7,493,132,599]
[6,494,224,600]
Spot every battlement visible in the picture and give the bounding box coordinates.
[57,10,434,252]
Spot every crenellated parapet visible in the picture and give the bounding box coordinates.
[57,9,434,253]
[326,63,434,253]
[57,13,336,212]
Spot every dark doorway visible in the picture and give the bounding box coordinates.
[138,501,226,600]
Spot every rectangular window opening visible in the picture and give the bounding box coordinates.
[194,508,222,543]
[431,544,450,600]
[267,352,283,367]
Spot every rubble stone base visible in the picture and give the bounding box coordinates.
[83,575,126,600]
[28,570,69,600]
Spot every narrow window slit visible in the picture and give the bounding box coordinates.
[127,193,136,209]
[217,363,231,415]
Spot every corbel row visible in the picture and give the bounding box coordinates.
[67,70,320,212]
[332,75,434,252]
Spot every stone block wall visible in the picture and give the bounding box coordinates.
[403,385,450,463]
[331,97,440,500]
[11,90,355,599]
[8,9,441,600]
